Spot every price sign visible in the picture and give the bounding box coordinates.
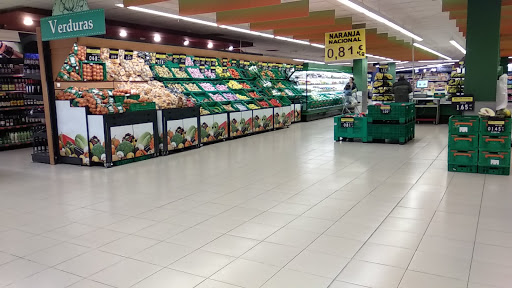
[124,50,134,60]
[325,28,366,62]
[180,55,186,64]
[109,49,119,60]
[222,67,228,74]
[173,54,180,64]
[222,58,228,67]
[155,53,166,65]
[194,58,200,66]
[487,120,506,133]
[199,66,205,73]
[452,96,474,111]
[211,58,217,66]
[380,105,391,114]
[340,118,354,128]
[179,64,185,72]
[205,58,211,66]
[86,47,100,62]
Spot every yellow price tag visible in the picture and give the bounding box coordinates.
[489,121,505,125]
[325,28,366,62]
[452,97,473,102]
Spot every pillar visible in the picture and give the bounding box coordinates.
[465,0,501,104]
[353,58,368,111]
[500,57,509,74]
[388,62,396,83]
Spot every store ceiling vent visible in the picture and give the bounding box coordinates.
[0,29,20,42]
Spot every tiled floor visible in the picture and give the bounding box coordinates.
[0,119,511,287]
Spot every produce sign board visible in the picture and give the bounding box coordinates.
[380,105,391,114]
[124,50,134,61]
[109,49,119,60]
[155,53,166,65]
[452,96,474,111]
[40,9,106,41]
[85,47,100,62]
[325,28,366,62]
[340,118,354,128]
[487,120,506,133]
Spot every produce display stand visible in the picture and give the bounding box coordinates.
[158,107,200,155]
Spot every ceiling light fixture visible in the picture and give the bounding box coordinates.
[23,17,33,26]
[413,43,452,60]
[293,59,325,64]
[228,46,234,51]
[418,60,456,63]
[366,54,394,61]
[328,63,351,65]
[275,36,310,45]
[449,40,466,54]
[120,5,218,27]
[153,34,161,42]
[311,44,325,48]
[207,42,213,49]
[119,30,127,37]
[396,62,456,72]
[337,0,422,41]
[183,40,189,46]
[220,25,274,38]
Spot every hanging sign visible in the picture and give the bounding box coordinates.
[325,28,366,62]
[452,96,474,111]
[40,9,106,41]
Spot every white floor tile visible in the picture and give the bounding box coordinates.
[89,258,161,288]
[476,229,512,248]
[368,229,423,250]
[473,243,512,267]
[262,268,331,288]
[169,250,235,277]
[68,228,127,248]
[99,235,159,257]
[132,268,205,288]
[265,227,320,249]
[105,217,156,234]
[131,241,194,267]
[241,241,302,267]
[202,234,259,257]
[0,259,47,286]
[307,235,364,258]
[134,222,189,241]
[227,222,280,240]
[329,281,369,288]
[337,259,405,288]
[285,250,350,278]
[409,251,471,280]
[166,228,222,249]
[417,235,474,260]
[7,268,81,288]
[354,243,414,269]
[56,250,123,277]
[211,259,280,288]
[399,270,467,288]
[67,279,113,288]
[25,242,89,266]
[249,212,297,227]
[469,260,512,288]
[195,279,242,288]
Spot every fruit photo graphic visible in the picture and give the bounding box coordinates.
[166,118,198,150]
[59,133,89,165]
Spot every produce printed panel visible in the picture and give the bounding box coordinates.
[166,119,184,150]
[274,107,284,129]
[200,115,215,143]
[88,115,106,164]
[294,104,302,122]
[241,111,253,134]
[182,117,199,147]
[282,105,293,127]
[56,101,89,165]
[253,108,273,132]
[229,112,242,137]
[213,114,229,140]
[132,123,155,158]
[110,125,135,162]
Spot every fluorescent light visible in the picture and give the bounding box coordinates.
[293,59,325,64]
[228,46,234,51]
[125,5,218,27]
[396,62,456,71]
[418,60,456,63]
[366,54,394,61]
[337,0,422,41]
[220,25,274,38]
[154,34,161,42]
[311,43,325,48]
[449,40,466,54]
[413,43,452,60]
[183,40,189,46]
[207,42,213,49]
[328,63,351,65]
[23,17,33,26]
[275,36,310,45]
[119,30,127,37]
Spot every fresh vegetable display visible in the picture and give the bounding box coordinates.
[172,68,189,78]
[200,107,210,115]
[188,68,204,78]
[269,99,282,107]
[246,104,260,110]
[204,70,216,79]
[237,94,249,100]
[223,93,238,101]
[59,133,89,164]
[227,80,243,90]
[223,104,235,111]
[184,83,201,91]
[215,66,230,78]
[210,94,226,101]
[215,84,229,91]
[199,83,215,91]
[82,63,104,81]
[228,69,240,79]
[234,103,248,111]
[479,108,511,118]
[248,92,261,99]
[153,65,172,78]
[258,100,270,107]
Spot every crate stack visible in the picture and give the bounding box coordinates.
[448,116,480,173]
[366,103,415,144]
[448,116,511,175]
[334,114,368,142]
[478,117,511,175]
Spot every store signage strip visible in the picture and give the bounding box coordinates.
[40,9,106,41]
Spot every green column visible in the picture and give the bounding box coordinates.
[465,0,501,102]
[388,62,396,83]
[353,58,368,94]
[500,57,509,74]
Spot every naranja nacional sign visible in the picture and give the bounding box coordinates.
[324,28,366,62]
[40,9,106,41]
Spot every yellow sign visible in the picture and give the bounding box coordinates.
[452,96,474,102]
[341,118,354,122]
[489,121,505,125]
[325,28,366,62]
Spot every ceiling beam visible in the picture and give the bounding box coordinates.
[216,0,309,25]
[250,10,334,31]
[178,0,280,16]
[273,17,352,36]
[123,0,167,7]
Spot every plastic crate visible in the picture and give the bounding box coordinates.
[480,118,511,136]
[334,115,368,142]
[478,166,510,175]
[448,150,478,166]
[448,164,478,173]
[367,122,415,143]
[202,102,227,114]
[80,61,107,81]
[126,102,156,112]
[449,115,480,135]
[448,135,478,151]
[151,65,174,81]
[479,135,511,152]
[367,103,415,123]
[478,151,510,167]
[191,92,213,103]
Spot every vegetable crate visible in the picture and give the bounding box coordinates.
[448,135,479,151]
[479,135,511,152]
[367,122,415,144]
[334,115,368,142]
[478,151,510,168]
[449,115,480,135]
[479,118,511,137]
[126,102,156,112]
[478,166,510,175]
[80,61,107,82]
[367,103,415,124]
[448,150,478,173]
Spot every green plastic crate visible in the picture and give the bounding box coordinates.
[367,103,415,123]
[449,115,480,135]
[191,92,213,103]
[479,118,511,136]
[202,102,227,114]
[80,61,107,81]
[448,135,479,151]
[478,151,510,167]
[448,150,478,166]
[479,135,511,152]
[334,115,368,142]
[126,102,156,112]
[448,164,478,173]
[367,122,415,143]
[478,166,510,175]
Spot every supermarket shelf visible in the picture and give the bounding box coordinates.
[0,140,32,148]
[0,91,26,93]
[0,74,24,78]
[24,94,43,100]
[24,74,41,80]
[0,105,44,111]
[0,123,44,131]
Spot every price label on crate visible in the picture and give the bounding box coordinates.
[109,49,119,60]
[179,64,185,72]
[490,159,500,166]
[199,66,205,73]
[86,47,100,62]
[222,67,228,73]
[180,55,186,64]
[205,58,211,66]
[222,58,228,67]
[380,105,391,114]
[173,54,180,64]
[124,50,134,60]
[155,53,166,65]
[193,58,200,66]
[340,118,354,128]
[452,96,474,111]
[211,58,216,66]
[487,120,506,133]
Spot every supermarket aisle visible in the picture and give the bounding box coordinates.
[0,119,511,288]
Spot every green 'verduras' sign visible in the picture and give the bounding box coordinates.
[40,9,106,41]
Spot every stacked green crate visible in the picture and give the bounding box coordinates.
[448,115,480,173]
[334,115,368,142]
[367,103,415,144]
[478,118,511,175]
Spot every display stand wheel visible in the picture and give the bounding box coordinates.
[104,162,112,168]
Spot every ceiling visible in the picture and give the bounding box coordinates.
[0,0,466,66]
